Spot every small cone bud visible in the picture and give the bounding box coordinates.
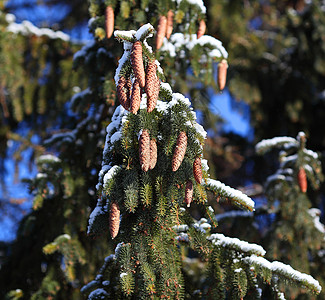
[109,202,120,239]
[149,139,157,170]
[105,6,114,39]
[166,10,174,39]
[298,167,307,193]
[172,131,187,172]
[185,181,193,207]
[146,60,160,112]
[131,41,145,88]
[217,59,228,91]
[197,19,206,39]
[130,79,141,114]
[139,129,150,172]
[193,157,203,184]
[156,15,167,49]
[117,76,130,110]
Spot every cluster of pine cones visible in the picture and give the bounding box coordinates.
[105,5,210,239]
[117,41,160,114]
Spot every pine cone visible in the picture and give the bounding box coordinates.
[197,19,206,39]
[298,167,307,193]
[105,6,114,39]
[139,129,150,172]
[185,180,193,207]
[117,76,130,110]
[109,202,120,239]
[131,41,145,88]
[166,10,174,39]
[146,60,160,112]
[217,59,228,91]
[156,15,167,49]
[149,139,157,170]
[172,131,187,172]
[130,79,141,114]
[193,157,203,184]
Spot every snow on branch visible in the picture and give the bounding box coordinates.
[36,154,61,164]
[181,0,206,13]
[255,137,298,155]
[160,33,228,59]
[244,255,322,295]
[205,178,255,211]
[215,210,253,222]
[6,14,70,41]
[308,208,325,235]
[208,233,266,256]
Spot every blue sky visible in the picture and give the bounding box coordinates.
[210,89,253,140]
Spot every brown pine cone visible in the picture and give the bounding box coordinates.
[105,6,114,39]
[217,59,228,91]
[117,76,130,110]
[149,139,157,170]
[185,180,193,207]
[197,19,206,39]
[166,10,174,39]
[193,157,203,184]
[131,41,145,88]
[130,79,141,114]
[298,167,307,193]
[109,201,120,239]
[139,129,150,172]
[145,60,160,112]
[156,15,167,49]
[172,131,187,172]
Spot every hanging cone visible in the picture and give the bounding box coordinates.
[105,6,114,39]
[298,167,307,193]
[130,79,141,114]
[166,10,174,39]
[197,19,206,39]
[109,202,120,239]
[185,180,193,207]
[193,157,203,184]
[149,139,157,170]
[145,60,160,112]
[139,129,150,172]
[156,15,167,49]
[217,59,228,91]
[117,76,130,110]
[172,131,187,171]
[131,41,145,88]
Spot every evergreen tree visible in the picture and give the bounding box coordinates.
[255,132,325,298]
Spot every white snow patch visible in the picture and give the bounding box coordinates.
[256,137,298,154]
[206,178,255,210]
[7,20,70,41]
[161,33,228,59]
[244,255,322,293]
[209,233,266,256]
[103,165,121,186]
[37,154,61,163]
[308,208,325,234]
[135,23,154,40]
